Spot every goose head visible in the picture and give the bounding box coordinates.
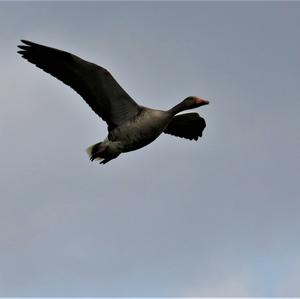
[170,96,209,115]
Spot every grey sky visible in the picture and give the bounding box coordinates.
[0,1,300,297]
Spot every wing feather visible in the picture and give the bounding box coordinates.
[18,40,140,130]
[164,112,206,141]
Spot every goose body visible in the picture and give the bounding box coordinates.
[110,108,171,151]
[18,40,209,164]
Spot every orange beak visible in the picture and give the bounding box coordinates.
[195,97,210,106]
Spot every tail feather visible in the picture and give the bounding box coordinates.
[86,141,121,164]
[86,142,105,162]
[86,144,95,158]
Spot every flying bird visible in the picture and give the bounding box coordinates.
[18,40,209,164]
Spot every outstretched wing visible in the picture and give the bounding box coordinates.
[18,40,140,130]
[164,112,206,141]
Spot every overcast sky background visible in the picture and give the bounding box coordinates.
[0,1,299,297]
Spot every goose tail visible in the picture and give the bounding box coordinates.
[86,142,104,162]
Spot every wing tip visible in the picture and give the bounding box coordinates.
[20,39,33,45]
[18,40,32,56]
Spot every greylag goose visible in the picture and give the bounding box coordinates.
[18,40,209,164]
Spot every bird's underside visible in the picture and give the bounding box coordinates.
[18,40,208,164]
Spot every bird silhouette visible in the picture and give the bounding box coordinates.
[18,40,209,164]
